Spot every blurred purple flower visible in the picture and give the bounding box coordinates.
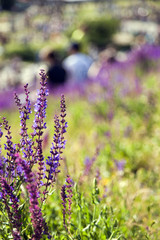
[83,148,99,177]
[105,131,111,139]
[107,110,114,122]
[114,159,126,171]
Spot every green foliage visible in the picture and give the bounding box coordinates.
[4,44,37,62]
[1,51,160,239]
[3,40,68,62]
[43,181,123,239]
[83,16,120,49]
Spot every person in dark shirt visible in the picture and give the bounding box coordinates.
[46,51,67,88]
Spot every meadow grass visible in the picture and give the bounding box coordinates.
[1,48,160,239]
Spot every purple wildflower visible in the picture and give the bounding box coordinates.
[14,84,33,160]
[103,186,109,199]
[15,155,49,240]
[61,184,67,231]
[66,175,73,227]
[0,177,22,239]
[60,94,67,136]
[0,128,3,138]
[43,95,67,200]
[43,115,62,200]
[0,158,3,176]
[0,69,68,239]
[114,159,126,172]
[107,110,114,122]
[31,70,48,186]
[61,175,73,231]
[95,168,101,184]
[83,148,99,176]
[105,131,111,139]
[2,117,17,179]
[0,126,4,175]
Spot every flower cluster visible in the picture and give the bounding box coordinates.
[16,156,50,239]
[0,69,67,239]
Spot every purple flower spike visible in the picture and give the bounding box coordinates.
[43,95,67,201]
[61,184,67,231]
[14,84,33,161]
[61,175,73,232]
[15,155,49,240]
[0,178,22,239]
[31,70,49,186]
[43,115,62,200]
[66,175,73,226]
[60,94,67,136]
[0,69,68,239]
[2,117,17,179]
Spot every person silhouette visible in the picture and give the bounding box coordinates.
[46,50,67,88]
[63,42,93,84]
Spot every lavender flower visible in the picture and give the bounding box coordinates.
[95,168,101,184]
[61,184,67,231]
[2,117,17,179]
[61,175,73,231]
[31,70,48,186]
[83,148,99,176]
[43,115,61,200]
[15,156,49,240]
[0,128,3,138]
[0,126,4,176]
[43,95,67,200]
[14,84,33,160]
[66,175,73,227]
[60,94,67,136]
[0,158,4,176]
[0,69,67,239]
[0,177,22,239]
[114,159,126,172]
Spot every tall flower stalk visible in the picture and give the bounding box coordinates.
[14,84,33,161]
[0,69,67,239]
[31,70,48,187]
[0,177,22,240]
[61,175,73,232]
[43,95,68,201]
[15,156,49,240]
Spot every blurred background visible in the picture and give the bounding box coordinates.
[2,3,160,238]
[0,0,160,93]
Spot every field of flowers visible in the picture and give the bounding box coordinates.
[1,45,160,239]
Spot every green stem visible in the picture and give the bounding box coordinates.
[93,204,96,221]
[78,207,81,233]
